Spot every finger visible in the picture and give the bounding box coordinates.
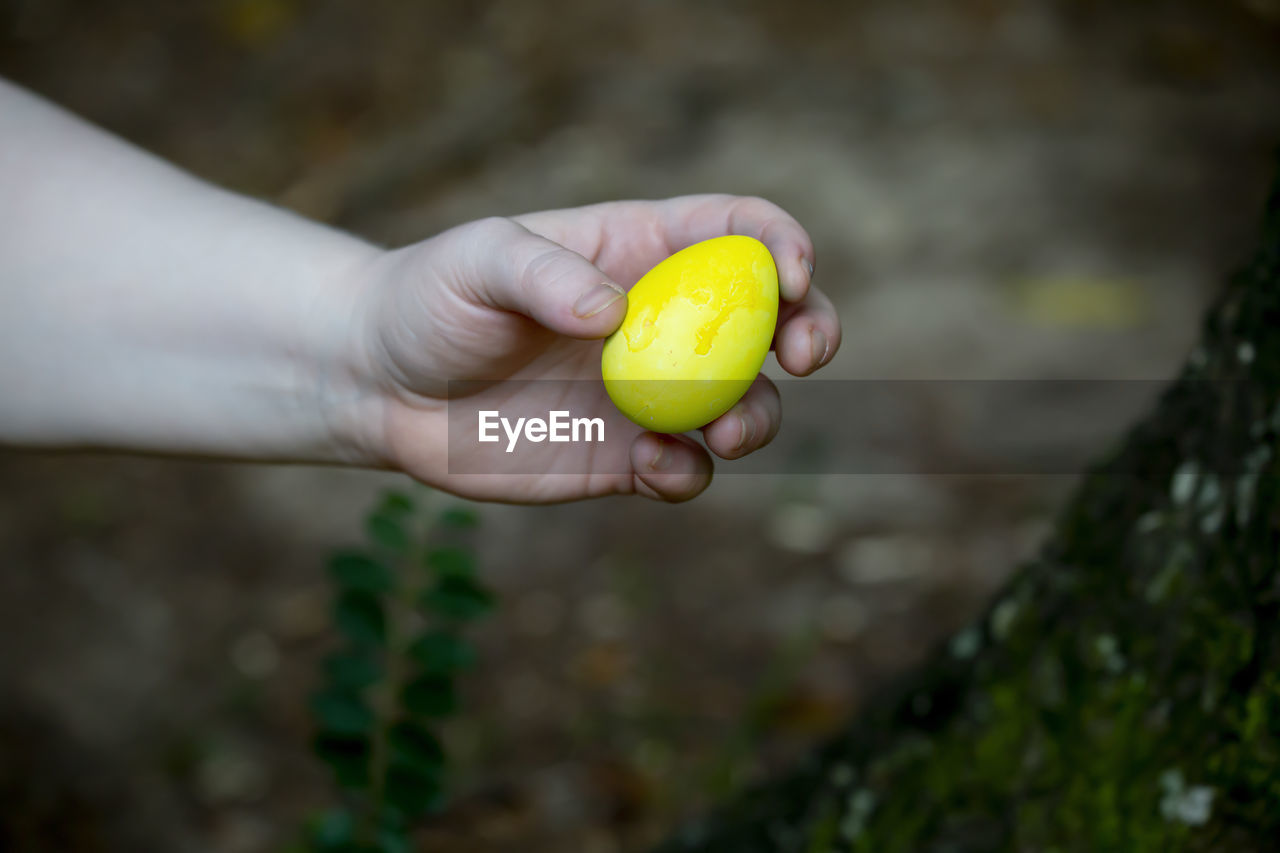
[512,196,816,301]
[701,375,782,460]
[630,432,713,502]
[772,285,841,376]
[461,216,627,339]
[658,195,816,303]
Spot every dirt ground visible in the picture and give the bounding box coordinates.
[2,1,1278,850]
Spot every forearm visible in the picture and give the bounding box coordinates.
[0,78,384,463]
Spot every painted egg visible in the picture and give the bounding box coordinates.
[601,235,779,433]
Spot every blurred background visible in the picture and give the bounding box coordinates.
[1,0,1278,850]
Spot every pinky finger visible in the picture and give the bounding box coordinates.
[630,432,713,502]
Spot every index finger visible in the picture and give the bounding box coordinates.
[656,194,816,303]
[515,195,817,302]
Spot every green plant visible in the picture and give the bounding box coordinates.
[302,488,495,853]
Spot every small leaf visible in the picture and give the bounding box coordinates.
[377,806,408,837]
[421,575,495,622]
[424,546,475,580]
[310,689,374,735]
[334,590,387,647]
[401,674,457,718]
[312,732,372,790]
[379,490,415,516]
[327,551,393,593]
[384,759,443,817]
[323,651,383,691]
[408,631,476,675]
[389,719,445,771]
[439,506,479,529]
[308,808,356,850]
[377,830,413,853]
[366,513,410,552]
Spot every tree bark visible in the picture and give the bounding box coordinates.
[657,164,1280,853]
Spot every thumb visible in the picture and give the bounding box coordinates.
[461,216,627,339]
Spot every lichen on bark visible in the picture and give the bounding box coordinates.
[656,165,1280,852]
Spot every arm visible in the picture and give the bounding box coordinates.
[0,78,841,502]
[0,77,380,462]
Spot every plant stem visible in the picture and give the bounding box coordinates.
[360,492,434,848]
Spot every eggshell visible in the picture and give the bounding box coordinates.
[601,235,779,433]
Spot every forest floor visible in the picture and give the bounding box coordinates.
[1,1,1278,851]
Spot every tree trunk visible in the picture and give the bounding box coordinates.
[656,164,1280,853]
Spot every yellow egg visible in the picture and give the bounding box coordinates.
[601,235,779,433]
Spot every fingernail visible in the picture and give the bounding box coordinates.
[803,258,815,279]
[647,437,670,471]
[810,329,830,368]
[733,412,756,451]
[573,282,625,319]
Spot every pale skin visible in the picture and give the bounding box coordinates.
[0,78,841,503]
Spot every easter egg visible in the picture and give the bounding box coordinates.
[601,235,779,433]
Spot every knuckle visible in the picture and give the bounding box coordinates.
[465,216,518,271]
[735,194,780,218]
[472,215,515,238]
[517,246,574,296]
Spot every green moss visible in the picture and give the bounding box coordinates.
[655,165,1280,853]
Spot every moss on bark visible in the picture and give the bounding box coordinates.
[657,165,1280,853]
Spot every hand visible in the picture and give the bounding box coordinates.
[0,83,838,491]
[344,195,841,503]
